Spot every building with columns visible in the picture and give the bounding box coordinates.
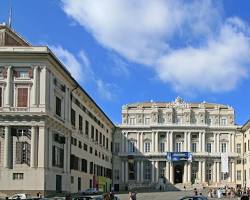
[112,97,242,191]
[0,24,114,196]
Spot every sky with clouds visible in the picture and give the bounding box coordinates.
[0,0,250,125]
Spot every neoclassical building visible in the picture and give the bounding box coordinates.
[113,97,243,191]
[0,24,114,196]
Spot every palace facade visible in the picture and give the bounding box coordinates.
[113,97,243,191]
[0,24,114,196]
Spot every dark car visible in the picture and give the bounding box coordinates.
[179,196,208,200]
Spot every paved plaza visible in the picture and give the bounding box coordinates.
[116,191,238,200]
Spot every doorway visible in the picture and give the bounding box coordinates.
[174,164,183,184]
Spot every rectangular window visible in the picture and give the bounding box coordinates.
[114,169,120,180]
[89,147,93,154]
[145,118,150,125]
[176,142,182,152]
[71,176,74,184]
[206,143,212,153]
[81,159,88,173]
[128,140,136,153]
[55,97,61,116]
[17,88,28,107]
[237,144,241,154]
[237,170,241,181]
[84,143,88,151]
[16,142,30,165]
[71,109,76,126]
[91,125,94,139]
[144,161,151,180]
[129,117,135,125]
[144,142,151,153]
[221,142,227,153]
[85,120,89,135]
[13,173,24,180]
[95,129,98,142]
[103,135,105,147]
[192,143,197,153]
[79,115,83,131]
[221,117,227,126]
[52,145,64,168]
[106,138,109,149]
[160,142,165,152]
[99,132,102,145]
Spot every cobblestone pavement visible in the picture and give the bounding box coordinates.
[116,191,239,200]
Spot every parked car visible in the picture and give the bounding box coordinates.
[9,194,31,200]
[179,196,208,200]
[82,189,99,195]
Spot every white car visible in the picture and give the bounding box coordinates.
[9,194,30,200]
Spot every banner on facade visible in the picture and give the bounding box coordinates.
[167,152,192,162]
[221,153,229,173]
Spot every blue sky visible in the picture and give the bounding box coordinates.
[0,0,250,125]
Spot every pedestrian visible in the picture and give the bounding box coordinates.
[241,192,249,200]
[103,193,110,200]
[194,188,198,196]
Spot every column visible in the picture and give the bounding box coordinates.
[187,132,191,152]
[232,134,235,153]
[213,133,217,153]
[137,161,140,182]
[202,132,206,152]
[184,132,187,151]
[140,160,144,182]
[187,162,191,183]
[64,137,70,173]
[38,126,48,168]
[4,126,11,168]
[121,132,124,153]
[198,161,202,182]
[30,126,38,168]
[125,132,129,153]
[155,132,159,152]
[229,134,232,153]
[39,66,47,107]
[151,161,155,182]
[202,160,206,183]
[199,132,202,152]
[121,161,125,182]
[137,132,140,152]
[165,132,168,152]
[152,132,155,152]
[232,162,235,182]
[65,88,69,122]
[32,66,39,106]
[217,133,220,153]
[5,66,12,106]
[216,162,220,183]
[169,162,174,184]
[183,162,187,183]
[125,161,128,182]
[170,131,173,152]
[213,162,217,183]
[155,161,159,182]
[140,132,144,153]
[165,161,169,181]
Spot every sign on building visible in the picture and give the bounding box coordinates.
[167,152,192,162]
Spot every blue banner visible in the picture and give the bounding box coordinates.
[167,152,192,161]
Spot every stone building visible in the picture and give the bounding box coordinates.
[0,24,114,196]
[113,97,242,191]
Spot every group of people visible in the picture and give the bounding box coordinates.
[205,186,250,199]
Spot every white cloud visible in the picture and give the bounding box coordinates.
[50,45,116,100]
[61,0,250,93]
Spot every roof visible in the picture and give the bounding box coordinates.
[242,119,250,131]
[0,25,115,128]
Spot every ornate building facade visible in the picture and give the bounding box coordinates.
[113,97,242,191]
[0,24,114,196]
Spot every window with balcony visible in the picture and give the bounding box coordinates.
[237,143,241,153]
[160,142,165,152]
[145,118,150,125]
[206,143,212,153]
[128,140,136,153]
[55,96,61,117]
[52,145,64,168]
[192,143,197,153]
[220,142,227,153]
[129,117,135,125]
[237,170,241,181]
[144,142,151,153]
[221,117,227,126]
[17,88,28,107]
[176,142,182,152]
[91,125,94,139]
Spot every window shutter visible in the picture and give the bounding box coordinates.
[28,69,33,78]
[17,88,28,107]
[16,142,23,164]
